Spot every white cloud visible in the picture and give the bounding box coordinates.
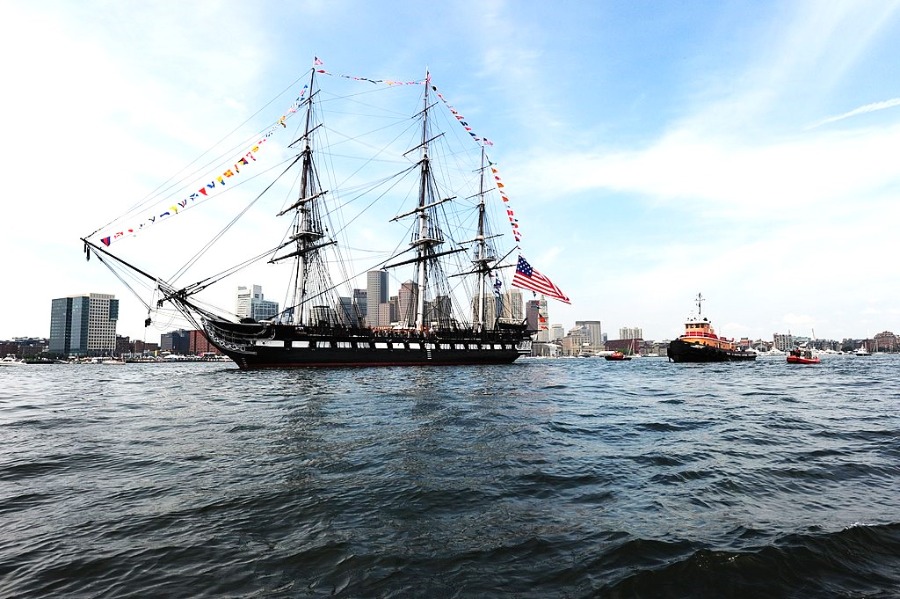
[810,97,900,128]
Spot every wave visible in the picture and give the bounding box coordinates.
[598,522,900,598]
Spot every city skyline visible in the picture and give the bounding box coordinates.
[11,287,894,348]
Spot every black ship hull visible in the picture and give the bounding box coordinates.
[667,339,757,363]
[204,320,531,369]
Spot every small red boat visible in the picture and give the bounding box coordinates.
[605,351,632,361]
[787,348,820,365]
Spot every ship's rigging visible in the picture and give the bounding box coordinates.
[80,59,567,368]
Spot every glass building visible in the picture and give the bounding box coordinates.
[49,293,119,356]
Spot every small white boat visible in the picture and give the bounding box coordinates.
[855,345,871,356]
[0,354,25,366]
[90,357,127,365]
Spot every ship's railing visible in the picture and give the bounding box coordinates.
[203,320,269,353]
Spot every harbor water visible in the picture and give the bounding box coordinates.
[1,355,899,597]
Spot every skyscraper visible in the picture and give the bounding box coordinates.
[526,299,541,331]
[366,270,389,327]
[49,293,119,356]
[398,280,419,327]
[425,295,453,329]
[352,288,367,321]
[335,296,355,326]
[471,289,524,328]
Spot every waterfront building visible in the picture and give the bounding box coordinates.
[236,285,279,321]
[561,326,591,356]
[576,320,603,352]
[188,330,219,355]
[619,327,643,340]
[874,331,897,352]
[49,293,119,357]
[773,332,793,352]
[0,338,47,359]
[132,339,159,355]
[161,329,191,354]
[159,329,219,355]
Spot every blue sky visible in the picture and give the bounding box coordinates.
[2,0,900,344]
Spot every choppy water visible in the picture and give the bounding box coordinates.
[1,354,899,598]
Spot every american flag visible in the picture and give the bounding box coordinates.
[511,255,570,304]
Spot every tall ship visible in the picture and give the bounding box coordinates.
[81,59,569,369]
[667,293,756,363]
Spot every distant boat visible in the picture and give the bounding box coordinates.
[667,293,757,363]
[0,354,25,366]
[90,357,127,365]
[855,344,871,356]
[787,347,820,365]
[605,351,632,361]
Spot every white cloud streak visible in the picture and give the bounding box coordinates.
[809,97,900,129]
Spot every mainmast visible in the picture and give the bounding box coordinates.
[271,67,335,326]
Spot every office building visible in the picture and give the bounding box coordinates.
[188,330,219,355]
[425,295,453,328]
[620,327,643,340]
[161,329,191,354]
[550,324,565,342]
[526,297,550,341]
[335,296,360,326]
[367,270,390,327]
[353,288,367,321]
[398,280,419,327]
[236,285,279,321]
[471,289,524,328]
[575,320,603,351]
[49,293,119,356]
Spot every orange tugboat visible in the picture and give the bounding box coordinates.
[667,293,757,363]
